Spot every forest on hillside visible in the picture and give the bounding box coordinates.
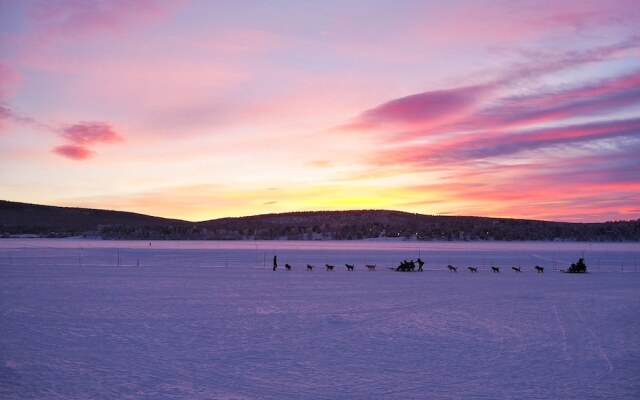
[95,212,640,241]
[3,202,637,241]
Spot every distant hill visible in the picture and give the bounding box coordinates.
[1,200,639,241]
[197,210,640,241]
[0,200,187,238]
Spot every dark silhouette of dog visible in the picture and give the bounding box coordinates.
[468,267,478,273]
[326,264,335,271]
[447,265,457,272]
[285,263,292,271]
[306,264,314,271]
[512,267,522,273]
[534,265,544,273]
[491,266,500,273]
[345,264,355,271]
[366,264,376,271]
[416,258,425,271]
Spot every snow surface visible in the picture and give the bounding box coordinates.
[1,240,639,399]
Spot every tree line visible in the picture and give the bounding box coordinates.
[2,202,639,241]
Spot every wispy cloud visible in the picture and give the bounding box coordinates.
[377,117,640,167]
[465,70,640,131]
[497,37,640,85]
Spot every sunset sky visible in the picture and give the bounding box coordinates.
[1,0,639,222]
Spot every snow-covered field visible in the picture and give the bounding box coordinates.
[1,240,639,399]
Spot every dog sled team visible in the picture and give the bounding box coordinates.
[272,255,586,274]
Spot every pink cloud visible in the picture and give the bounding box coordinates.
[52,144,94,160]
[52,121,123,160]
[345,85,491,133]
[61,121,123,145]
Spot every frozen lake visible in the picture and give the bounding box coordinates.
[1,240,639,399]
[1,239,639,272]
